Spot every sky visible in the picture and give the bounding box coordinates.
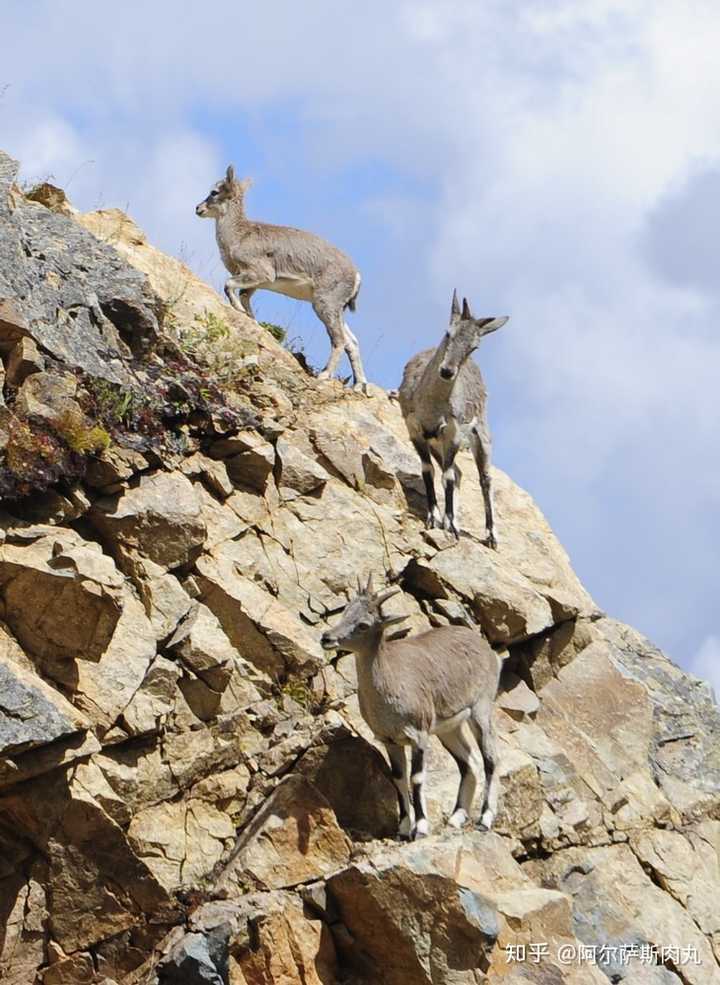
[1,0,719,694]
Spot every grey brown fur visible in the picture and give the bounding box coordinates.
[196,165,367,389]
[321,577,503,840]
[399,291,507,546]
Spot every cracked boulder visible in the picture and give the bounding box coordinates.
[0,622,93,787]
[0,533,124,661]
[405,540,555,645]
[0,530,157,732]
[1,150,161,379]
[90,471,207,570]
[195,552,326,678]
[219,775,351,893]
[127,798,235,893]
[327,835,500,985]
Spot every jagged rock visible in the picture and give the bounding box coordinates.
[537,642,658,823]
[630,823,720,959]
[1,152,160,378]
[214,431,275,492]
[498,673,540,719]
[296,724,398,839]
[195,552,325,678]
[0,533,124,661]
[513,617,598,692]
[0,298,30,353]
[0,868,47,984]
[219,775,351,893]
[0,626,89,758]
[121,554,193,642]
[128,798,234,892]
[91,471,207,570]
[310,425,365,488]
[327,836,500,985]
[4,336,44,387]
[406,540,555,644]
[275,435,328,497]
[167,603,236,692]
[193,482,246,551]
[227,892,338,985]
[84,447,149,490]
[15,370,79,422]
[0,624,95,788]
[528,842,720,984]
[41,951,96,984]
[181,452,234,499]
[158,931,225,984]
[120,655,181,736]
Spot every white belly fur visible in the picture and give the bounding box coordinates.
[433,708,471,734]
[260,277,315,302]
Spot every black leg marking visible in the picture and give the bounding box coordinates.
[442,450,461,537]
[413,440,438,522]
[411,746,429,837]
[411,747,425,820]
[451,756,469,813]
[385,742,412,839]
[390,760,408,825]
[444,476,455,527]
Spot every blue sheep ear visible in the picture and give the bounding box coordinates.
[462,297,472,319]
[450,289,460,319]
[226,165,235,183]
[381,613,409,628]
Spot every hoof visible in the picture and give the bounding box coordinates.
[425,508,443,530]
[477,810,495,831]
[352,381,370,395]
[442,515,460,539]
[483,533,498,550]
[448,809,469,829]
[411,819,430,840]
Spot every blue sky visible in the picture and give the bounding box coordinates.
[2,0,719,692]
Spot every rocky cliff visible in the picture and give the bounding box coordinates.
[0,149,719,985]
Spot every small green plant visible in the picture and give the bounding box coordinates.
[89,379,144,426]
[53,406,111,453]
[177,309,258,387]
[259,320,287,344]
[279,678,316,712]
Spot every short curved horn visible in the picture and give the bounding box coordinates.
[376,586,401,606]
[462,297,471,319]
[366,573,374,594]
[226,164,236,183]
[451,289,460,317]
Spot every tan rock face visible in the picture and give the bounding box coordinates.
[220,776,351,893]
[327,837,500,985]
[0,534,124,661]
[2,154,719,985]
[91,471,207,569]
[228,894,338,985]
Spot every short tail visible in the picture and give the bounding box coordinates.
[345,271,361,312]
